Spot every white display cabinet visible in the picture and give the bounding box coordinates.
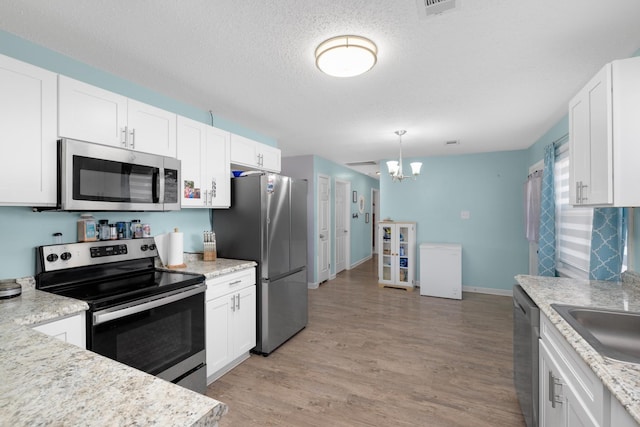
[378,222,416,290]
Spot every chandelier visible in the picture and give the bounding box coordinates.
[386,130,422,182]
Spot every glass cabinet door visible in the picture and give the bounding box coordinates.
[381,225,393,281]
[398,225,409,284]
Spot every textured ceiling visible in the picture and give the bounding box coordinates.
[1,0,640,177]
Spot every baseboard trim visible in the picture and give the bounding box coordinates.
[308,282,319,289]
[462,286,512,297]
[350,255,372,269]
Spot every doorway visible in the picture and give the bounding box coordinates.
[335,180,350,274]
[317,174,331,283]
[371,188,380,254]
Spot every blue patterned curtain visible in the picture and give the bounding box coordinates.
[538,144,556,276]
[589,208,627,281]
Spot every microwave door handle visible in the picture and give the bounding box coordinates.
[154,167,164,203]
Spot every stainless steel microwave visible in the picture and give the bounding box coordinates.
[58,138,180,211]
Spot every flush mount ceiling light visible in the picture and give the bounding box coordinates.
[315,35,377,78]
[386,130,422,182]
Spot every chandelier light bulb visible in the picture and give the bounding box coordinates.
[387,130,422,182]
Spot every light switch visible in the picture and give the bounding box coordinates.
[460,210,470,220]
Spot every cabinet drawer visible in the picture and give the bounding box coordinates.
[206,268,255,301]
[541,315,604,423]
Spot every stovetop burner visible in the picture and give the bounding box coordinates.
[49,269,205,310]
[35,238,205,310]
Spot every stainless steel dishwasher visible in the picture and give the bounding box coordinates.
[513,284,540,427]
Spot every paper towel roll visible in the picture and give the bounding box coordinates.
[167,230,184,266]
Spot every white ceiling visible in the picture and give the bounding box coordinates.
[1,0,640,178]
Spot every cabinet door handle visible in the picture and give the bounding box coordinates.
[121,127,128,147]
[236,293,240,310]
[549,371,563,408]
[231,295,236,312]
[229,280,242,286]
[130,128,136,149]
[576,182,581,204]
[581,183,588,202]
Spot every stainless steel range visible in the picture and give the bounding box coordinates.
[35,238,207,393]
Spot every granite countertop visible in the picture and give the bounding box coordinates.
[161,254,257,279]
[516,273,640,424]
[0,277,227,426]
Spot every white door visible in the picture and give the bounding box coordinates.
[335,180,349,274]
[371,188,379,254]
[318,174,331,283]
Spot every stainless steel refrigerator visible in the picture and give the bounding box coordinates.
[214,173,308,355]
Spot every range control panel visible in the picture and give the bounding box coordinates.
[90,244,128,258]
[38,238,158,272]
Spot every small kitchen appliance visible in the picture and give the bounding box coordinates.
[55,138,180,211]
[35,238,206,393]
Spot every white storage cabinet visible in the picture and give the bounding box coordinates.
[177,115,231,208]
[32,312,86,349]
[378,222,416,290]
[419,243,462,300]
[0,54,58,207]
[230,133,281,173]
[569,56,640,206]
[539,314,603,427]
[205,268,256,383]
[59,76,177,157]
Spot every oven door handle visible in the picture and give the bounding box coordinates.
[93,284,205,325]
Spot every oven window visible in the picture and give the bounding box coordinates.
[90,293,204,376]
[73,156,158,203]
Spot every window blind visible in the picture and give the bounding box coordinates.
[554,146,593,278]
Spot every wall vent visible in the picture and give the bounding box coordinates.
[416,0,460,18]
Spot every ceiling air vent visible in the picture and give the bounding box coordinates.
[416,0,460,18]
[345,161,377,166]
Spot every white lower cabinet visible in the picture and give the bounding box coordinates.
[539,313,640,427]
[31,312,86,349]
[205,268,256,383]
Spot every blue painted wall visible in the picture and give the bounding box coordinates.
[282,155,380,284]
[0,30,275,279]
[314,156,380,271]
[380,150,529,292]
[526,48,640,272]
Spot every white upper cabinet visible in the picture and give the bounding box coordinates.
[126,99,177,157]
[177,116,230,208]
[230,133,281,173]
[59,76,177,157]
[58,75,127,147]
[0,54,57,206]
[569,56,640,206]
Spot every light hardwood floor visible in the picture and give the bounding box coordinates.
[207,257,526,426]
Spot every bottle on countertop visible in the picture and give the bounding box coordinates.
[98,219,110,241]
[77,214,97,242]
[132,219,143,239]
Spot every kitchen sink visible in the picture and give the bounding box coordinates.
[551,304,640,364]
